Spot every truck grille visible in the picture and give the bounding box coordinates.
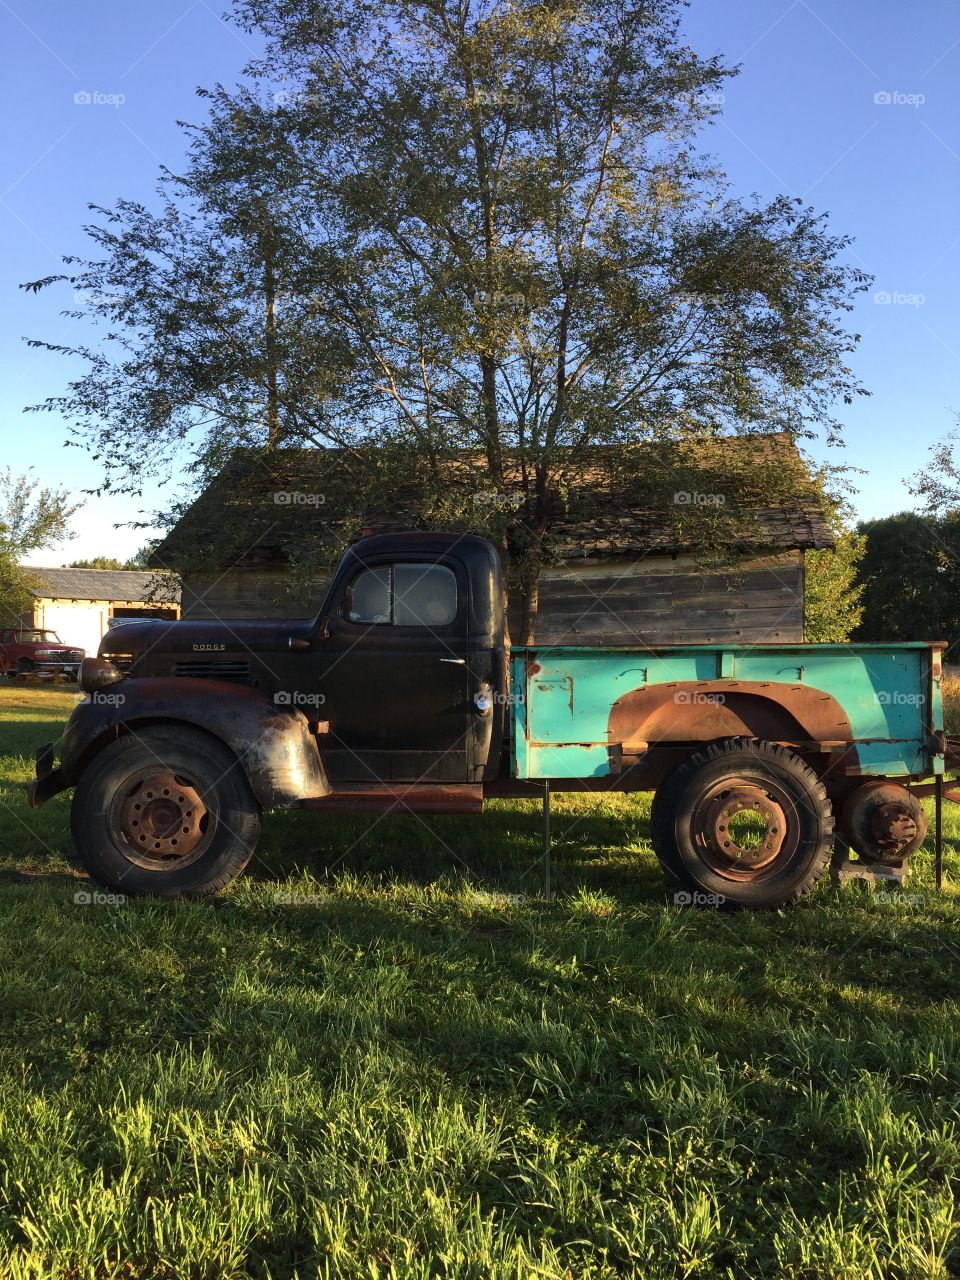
[173,659,253,684]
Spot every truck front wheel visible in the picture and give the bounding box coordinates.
[651,738,834,908]
[71,726,260,898]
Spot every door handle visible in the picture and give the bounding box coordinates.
[439,658,466,665]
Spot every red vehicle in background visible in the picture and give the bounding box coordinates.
[0,628,85,679]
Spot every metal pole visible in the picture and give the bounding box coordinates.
[935,774,943,891]
[543,780,552,899]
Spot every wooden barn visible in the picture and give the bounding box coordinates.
[151,434,833,645]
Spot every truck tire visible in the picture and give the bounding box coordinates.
[70,725,261,898]
[650,738,834,908]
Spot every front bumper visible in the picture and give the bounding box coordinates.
[27,743,69,809]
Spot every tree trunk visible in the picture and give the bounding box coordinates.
[263,226,280,445]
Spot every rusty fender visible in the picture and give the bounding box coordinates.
[608,679,857,758]
[37,677,329,809]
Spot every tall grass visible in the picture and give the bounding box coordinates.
[0,687,959,1278]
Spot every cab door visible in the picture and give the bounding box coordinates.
[317,559,472,783]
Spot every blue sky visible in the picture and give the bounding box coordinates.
[1,0,958,564]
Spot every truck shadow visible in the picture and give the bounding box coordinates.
[248,796,666,901]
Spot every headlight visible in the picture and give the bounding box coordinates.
[79,658,125,693]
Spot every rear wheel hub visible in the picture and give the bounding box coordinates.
[691,780,798,882]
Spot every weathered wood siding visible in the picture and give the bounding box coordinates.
[508,551,805,645]
[183,550,805,644]
[181,571,327,620]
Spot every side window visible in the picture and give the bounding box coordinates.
[344,563,458,627]
[394,564,457,626]
[346,566,391,623]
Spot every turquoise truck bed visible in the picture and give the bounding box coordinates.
[510,643,944,782]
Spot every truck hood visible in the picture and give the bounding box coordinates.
[99,617,313,664]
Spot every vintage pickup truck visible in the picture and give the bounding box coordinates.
[27,532,957,907]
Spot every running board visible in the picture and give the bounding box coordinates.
[300,783,483,815]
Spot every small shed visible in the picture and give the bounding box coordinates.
[152,435,833,645]
[23,568,181,658]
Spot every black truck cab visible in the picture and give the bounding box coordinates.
[308,532,506,784]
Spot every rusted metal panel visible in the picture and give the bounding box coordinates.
[513,643,939,781]
[34,677,329,809]
[301,783,483,814]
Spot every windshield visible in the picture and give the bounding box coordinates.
[20,630,63,644]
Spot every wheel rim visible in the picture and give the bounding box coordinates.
[108,767,216,871]
[690,776,800,882]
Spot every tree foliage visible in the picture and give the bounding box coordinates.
[24,0,869,637]
[0,471,79,625]
[853,512,960,656]
[68,554,149,570]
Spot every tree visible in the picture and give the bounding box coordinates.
[853,512,960,656]
[801,468,865,643]
[24,0,870,639]
[69,555,146,570]
[804,528,865,643]
[0,471,79,625]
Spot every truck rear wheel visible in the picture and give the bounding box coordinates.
[71,726,260,898]
[651,738,834,908]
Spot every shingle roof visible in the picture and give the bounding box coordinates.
[27,567,181,604]
[152,433,834,571]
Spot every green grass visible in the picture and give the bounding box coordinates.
[1,685,960,1279]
